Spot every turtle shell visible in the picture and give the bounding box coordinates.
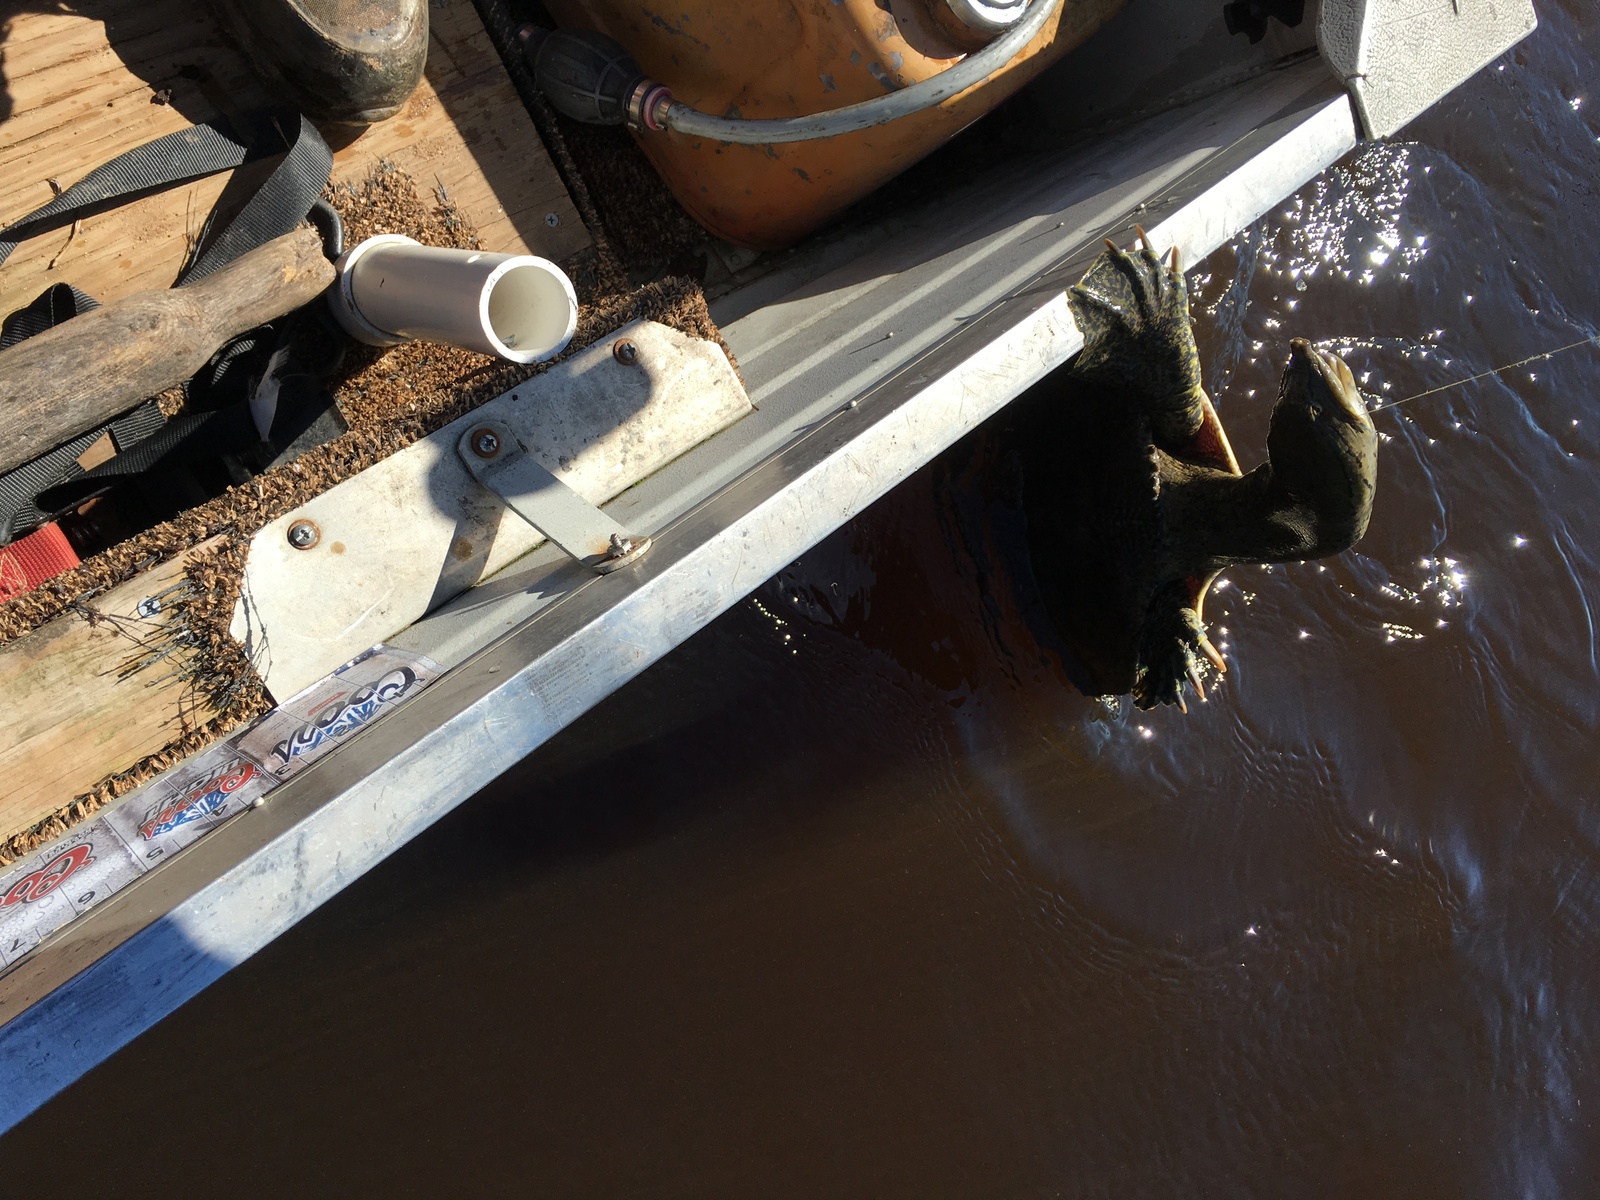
[1020,374,1164,694]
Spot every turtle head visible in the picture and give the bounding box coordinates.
[1264,339,1378,555]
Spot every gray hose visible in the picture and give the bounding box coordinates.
[656,0,1063,144]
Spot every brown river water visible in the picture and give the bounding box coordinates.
[8,5,1600,1195]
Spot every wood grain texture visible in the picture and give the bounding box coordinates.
[0,541,221,843]
[330,0,588,261]
[0,227,334,475]
[0,0,588,314]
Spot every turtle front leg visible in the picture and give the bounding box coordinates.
[1132,579,1227,712]
[1067,228,1206,450]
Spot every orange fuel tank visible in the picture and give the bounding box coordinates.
[544,0,1126,248]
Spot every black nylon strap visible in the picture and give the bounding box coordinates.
[109,402,168,451]
[0,112,332,282]
[0,428,103,544]
[35,404,261,517]
[0,281,99,347]
[0,111,335,547]
[32,372,343,518]
[0,124,251,269]
[182,114,334,281]
[0,396,165,544]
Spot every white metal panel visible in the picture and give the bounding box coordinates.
[1319,0,1538,138]
[230,320,751,697]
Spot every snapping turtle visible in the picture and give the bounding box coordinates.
[1021,231,1377,710]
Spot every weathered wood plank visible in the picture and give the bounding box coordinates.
[0,227,334,476]
[0,541,224,842]
[328,1,589,262]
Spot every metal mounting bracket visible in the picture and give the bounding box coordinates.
[1317,0,1537,140]
[457,421,651,574]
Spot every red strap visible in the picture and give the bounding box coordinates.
[0,523,79,602]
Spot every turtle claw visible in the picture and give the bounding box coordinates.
[1130,226,1182,276]
[1132,591,1220,712]
[1067,228,1205,445]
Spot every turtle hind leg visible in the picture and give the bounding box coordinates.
[1068,230,1206,449]
[1131,579,1227,712]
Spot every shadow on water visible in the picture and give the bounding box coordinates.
[6,2,1600,1198]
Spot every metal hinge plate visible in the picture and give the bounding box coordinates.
[457,421,651,573]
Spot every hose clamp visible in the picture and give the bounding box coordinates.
[627,80,674,132]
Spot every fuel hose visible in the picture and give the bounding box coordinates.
[524,0,1063,145]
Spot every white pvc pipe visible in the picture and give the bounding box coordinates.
[328,234,578,364]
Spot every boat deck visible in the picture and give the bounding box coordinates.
[0,54,1360,1124]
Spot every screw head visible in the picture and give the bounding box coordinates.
[472,429,500,458]
[287,520,320,550]
[545,212,560,228]
[612,338,639,366]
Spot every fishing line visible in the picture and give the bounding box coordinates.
[1355,332,1600,413]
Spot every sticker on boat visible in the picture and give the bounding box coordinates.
[232,645,440,780]
[0,644,440,972]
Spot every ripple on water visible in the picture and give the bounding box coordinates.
[928,7,1600,1185]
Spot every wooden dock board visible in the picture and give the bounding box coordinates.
[0,541,222,845]
[0,0,588,315]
